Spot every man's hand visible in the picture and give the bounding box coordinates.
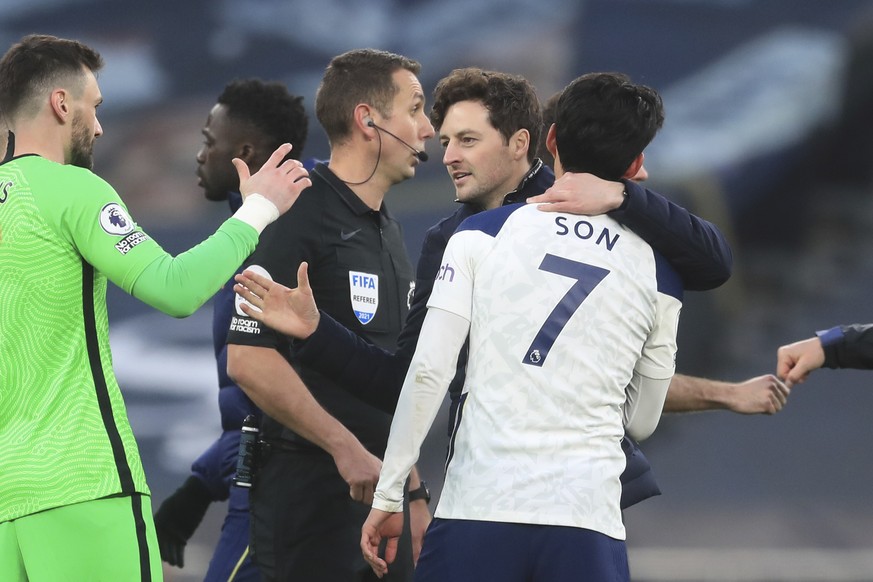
[234,262,320,339]
[408,497,432,565]
[777,336,826,387]
[332,439,382,504]
[234,143,312,214]
[153,476,213,568]
[361,508,405,579]
[526,172,625,215]
[724,374,791,415]
[664,373,790,415]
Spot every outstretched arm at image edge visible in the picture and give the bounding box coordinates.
[818,324,873,370]
[777,325,873,386]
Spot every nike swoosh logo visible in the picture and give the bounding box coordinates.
[341,229,362,241]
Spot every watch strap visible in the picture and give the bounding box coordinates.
[408,480,430,504]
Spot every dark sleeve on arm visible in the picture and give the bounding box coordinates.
[818,324,873,370]
[608,180,733,291]
[293,311,409,414]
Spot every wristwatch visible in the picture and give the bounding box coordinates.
[408,480,431,504]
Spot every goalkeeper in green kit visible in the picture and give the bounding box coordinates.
[0,34,310,582]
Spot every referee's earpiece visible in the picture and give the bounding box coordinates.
[365,118,375,128]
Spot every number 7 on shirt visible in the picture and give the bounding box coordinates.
[523,254,609,368]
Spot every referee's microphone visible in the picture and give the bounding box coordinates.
[367,119,429,162]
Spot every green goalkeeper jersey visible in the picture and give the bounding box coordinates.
[0,155,259,522]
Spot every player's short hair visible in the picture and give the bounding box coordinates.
[315,49,421,145]
[218,79,308,160]
[0,34,103,121]
[430,68,542,164]
[555,72,664,180]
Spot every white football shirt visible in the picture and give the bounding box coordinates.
[374,203,682,541]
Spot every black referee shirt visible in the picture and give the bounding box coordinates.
[227,163,414,453]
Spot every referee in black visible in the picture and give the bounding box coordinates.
[226,49,434,582]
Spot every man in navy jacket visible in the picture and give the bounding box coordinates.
[235,68,789,510]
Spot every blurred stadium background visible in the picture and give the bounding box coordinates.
[4,0,873,579]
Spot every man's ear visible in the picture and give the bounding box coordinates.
[545,123,564,174]
[622,153,644,180]
[355,104,376,137]
[237,143,255,165]
[239,143,268,175]
[545,123,557,159]
[50,89,70,123]
[509,128,530,161]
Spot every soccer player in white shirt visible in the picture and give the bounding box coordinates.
[360,72,683,582]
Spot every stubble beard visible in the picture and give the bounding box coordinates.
[69,113,95,170]
[457,180,500,210]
